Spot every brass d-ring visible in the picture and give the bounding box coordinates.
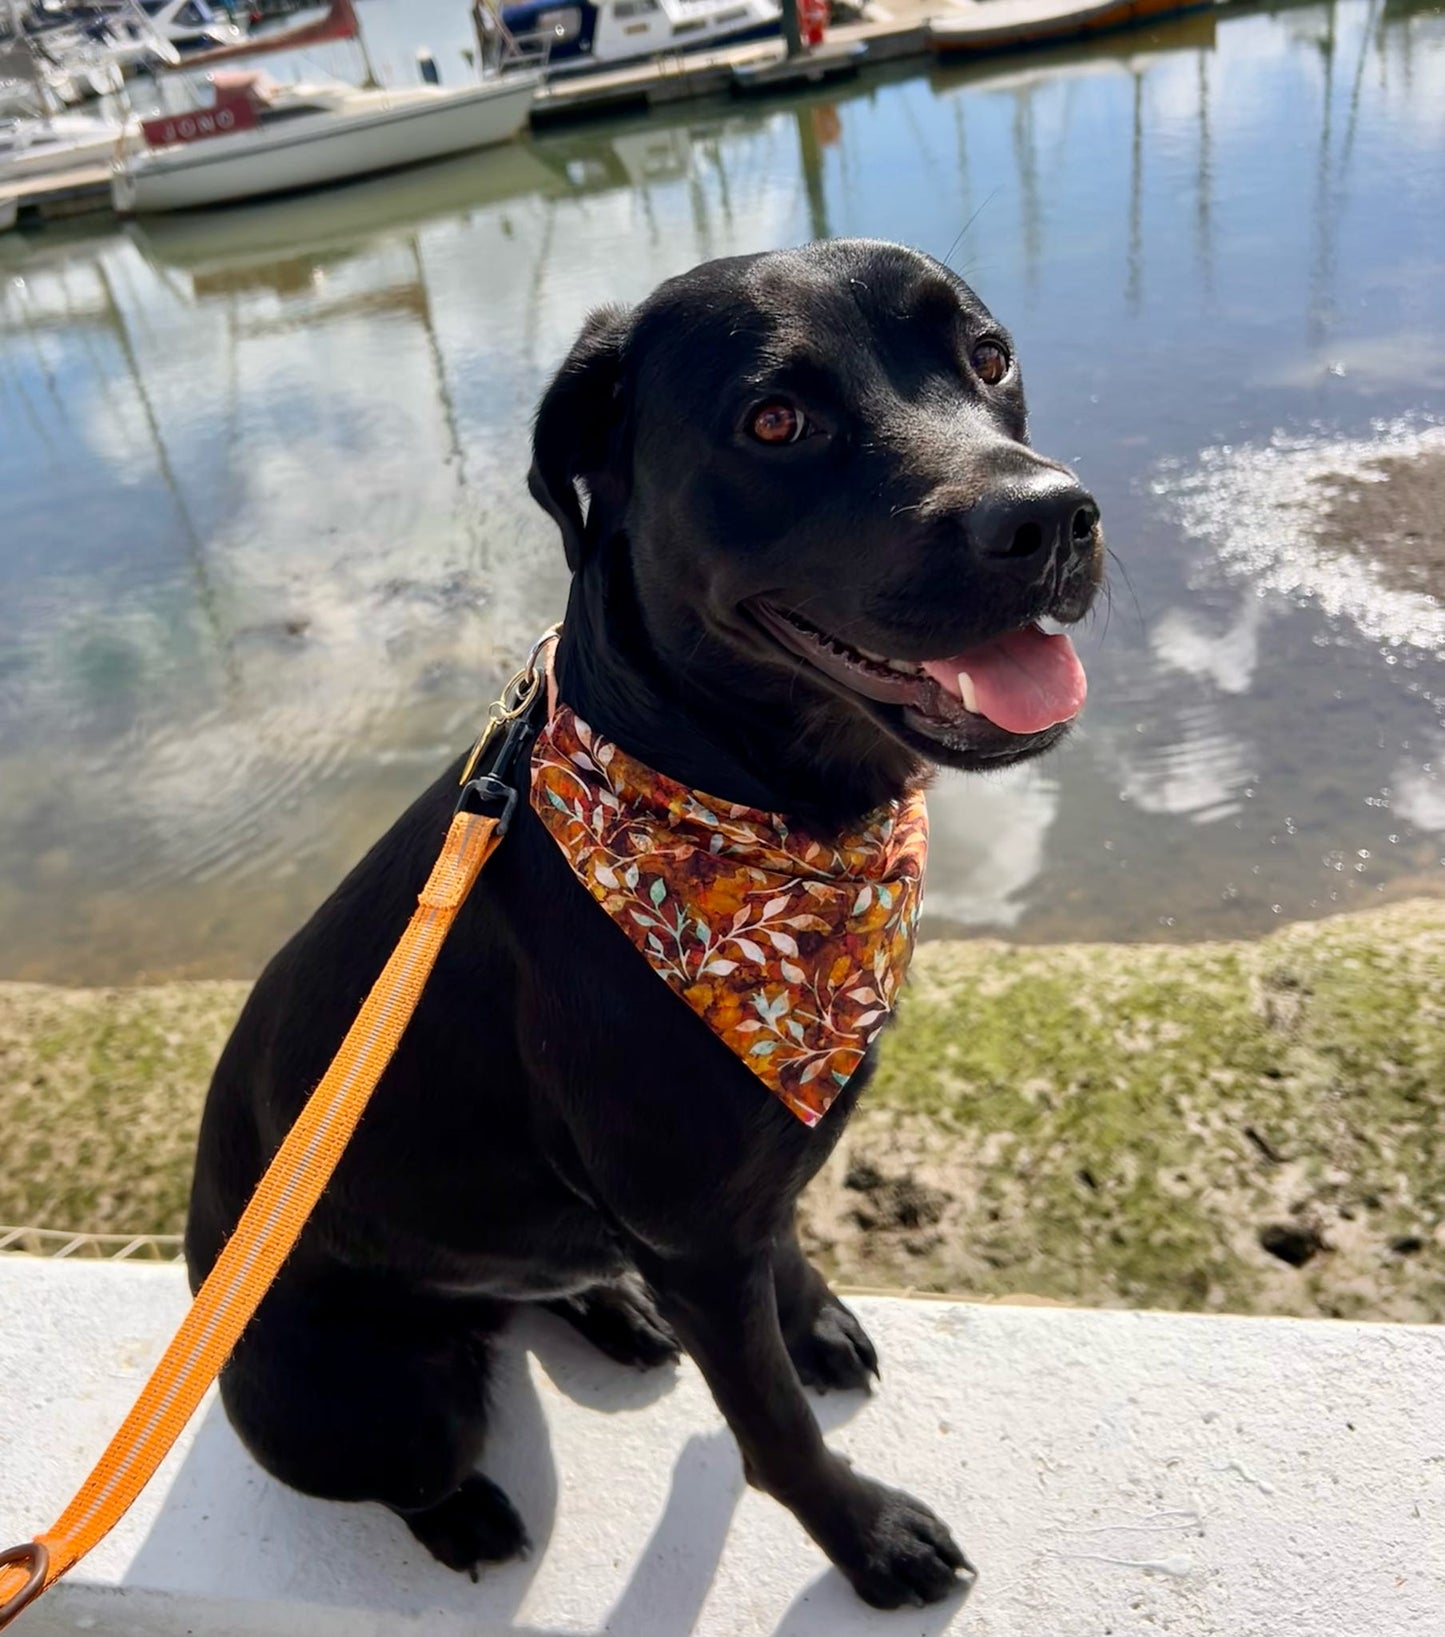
[0,1541,49,1628]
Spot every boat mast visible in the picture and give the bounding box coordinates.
[4,0,54,125]
[353,0,380,88]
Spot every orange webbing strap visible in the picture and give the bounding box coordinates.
[0,808,504,1627]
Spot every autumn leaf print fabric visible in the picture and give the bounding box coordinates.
[530,702,929,1125]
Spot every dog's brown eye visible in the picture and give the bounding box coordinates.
[970,341,1010,386]
[750,401,806,445]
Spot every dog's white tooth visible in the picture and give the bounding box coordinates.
[956,670,979,713]
[886,659,916,674]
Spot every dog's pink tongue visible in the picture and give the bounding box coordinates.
[920,625,1087,735]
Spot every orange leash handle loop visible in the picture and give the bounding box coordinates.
[0,808,505,1628]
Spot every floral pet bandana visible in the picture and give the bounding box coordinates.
[530,702,928,1126]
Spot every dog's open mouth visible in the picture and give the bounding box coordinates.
[748,599,1087,740]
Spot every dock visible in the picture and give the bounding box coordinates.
[1,162,111,229]
[1,0,1213,228]
[530,1,938,125]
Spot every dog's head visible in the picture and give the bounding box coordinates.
[530,240,1104,785]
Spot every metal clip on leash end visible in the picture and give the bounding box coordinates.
[0,1541,49,1628]
[456,638,556,832]
[457,627,561,792]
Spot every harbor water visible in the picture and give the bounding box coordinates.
[1,0,1442,982]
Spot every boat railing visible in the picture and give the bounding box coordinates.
[476,9,554,78]
[502,29,554,72]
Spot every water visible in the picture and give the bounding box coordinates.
[2,0,1443,983]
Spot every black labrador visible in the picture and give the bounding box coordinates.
[187,239,1103,1610]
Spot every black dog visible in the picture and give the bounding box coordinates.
[187,240,1102,1609]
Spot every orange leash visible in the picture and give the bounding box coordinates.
[0,633,555,1629]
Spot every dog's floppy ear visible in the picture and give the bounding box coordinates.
[528,305,631,571]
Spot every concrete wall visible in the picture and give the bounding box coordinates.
[0,1257,1440,1634]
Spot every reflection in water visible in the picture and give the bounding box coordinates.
[919,767,1061,930]
[1149,597,1263,699]
[1113,703,1256,827]
[1,0,1444,980]
[1160,421,1445,651]
[1394,746,1445,835]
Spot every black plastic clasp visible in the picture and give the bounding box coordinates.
[456,772,519,834]
[454,671,546,838]
[454,703,542,835]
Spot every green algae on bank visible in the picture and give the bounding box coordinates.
[806,901,1445,1322]
[0,903,1441,1321]
[0,982,246,1240]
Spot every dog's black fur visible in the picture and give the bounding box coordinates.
[188,240,1103,1609]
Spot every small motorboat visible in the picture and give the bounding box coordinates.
[111,67,541,214]
[499,0,782,74]
[928,0,1214,57]
[111,0,244,55]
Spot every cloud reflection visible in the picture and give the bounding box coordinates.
[1108,703,1256,827]
[921,768,1060,929]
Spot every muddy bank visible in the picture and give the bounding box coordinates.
[1,902,1441,1320]
[1310,438,1445,599]
[806,900,1445,1322]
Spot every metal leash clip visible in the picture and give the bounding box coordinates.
[455,626,560,832]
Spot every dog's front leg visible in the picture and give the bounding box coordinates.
[637,1248,971,1608]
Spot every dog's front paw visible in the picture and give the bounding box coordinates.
[825,1478,974,1609]
[547,1276,681,1369]
[401,1474,529,1580]
[788,1296,879,1392]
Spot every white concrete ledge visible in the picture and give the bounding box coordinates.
[0,1257,1441,1635]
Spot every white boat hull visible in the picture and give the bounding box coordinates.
[112,78,539,215]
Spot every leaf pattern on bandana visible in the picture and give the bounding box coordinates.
[530,703,928,1126]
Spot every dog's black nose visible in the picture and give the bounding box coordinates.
[968,471,1099,569]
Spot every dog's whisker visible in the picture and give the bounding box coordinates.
[940,190,999,275]
[1104,548,1145,637]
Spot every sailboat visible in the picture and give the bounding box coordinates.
[111,3,541,214]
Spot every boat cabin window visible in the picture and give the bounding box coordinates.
[535,6,584,41]
[613,0,661,15]
[141,0,218,18]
